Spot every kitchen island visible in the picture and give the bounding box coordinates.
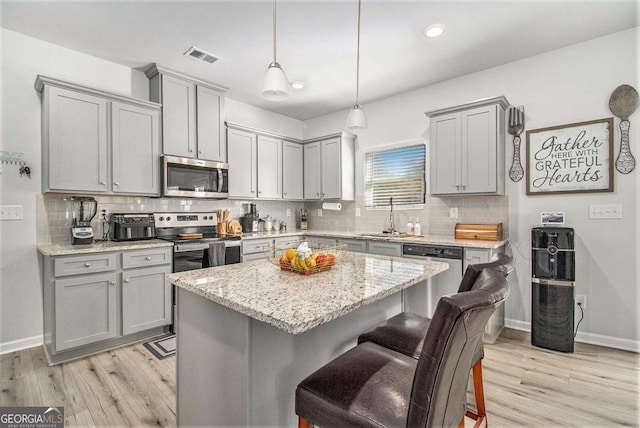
[167,252,448,427]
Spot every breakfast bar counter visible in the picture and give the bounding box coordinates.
[167,252,448,427]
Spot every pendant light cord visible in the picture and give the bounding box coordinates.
[273,0,278,63]
[355,0,361,104]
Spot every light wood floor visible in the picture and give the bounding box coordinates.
[1,329,638,427]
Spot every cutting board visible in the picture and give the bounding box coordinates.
[455,223,503,241]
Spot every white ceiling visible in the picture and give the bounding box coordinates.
[1,1,638,120]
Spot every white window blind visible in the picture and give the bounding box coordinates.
[364,144,426,207]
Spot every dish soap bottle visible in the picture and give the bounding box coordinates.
[407,218,414,235]
[414,218,421,236]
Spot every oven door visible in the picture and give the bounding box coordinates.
[173,246,207,273]
[163,155,229,199]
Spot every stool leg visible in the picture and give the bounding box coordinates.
[299,417,314,428]
[472,359,487,421]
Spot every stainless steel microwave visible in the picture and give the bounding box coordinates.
[162,155,229,199]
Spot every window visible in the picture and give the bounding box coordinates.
[364,143,426,208]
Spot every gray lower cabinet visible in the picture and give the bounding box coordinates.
[337,238,367,253]
[242,238,273,262]
[36,76,162,196]
[122,265,172,335]
[42,247,172,364]
[54,272,118,352]
[367,241,402,257]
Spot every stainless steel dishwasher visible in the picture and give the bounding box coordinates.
[402,244,464,317]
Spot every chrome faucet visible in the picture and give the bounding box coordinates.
[387,197,396,234]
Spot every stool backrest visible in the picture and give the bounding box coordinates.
[406,268,509,427]
[458,253,514,293]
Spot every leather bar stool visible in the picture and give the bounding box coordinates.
[357,254,513,426]
[295,268,509,428]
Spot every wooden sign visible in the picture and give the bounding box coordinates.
[526,118,613,195]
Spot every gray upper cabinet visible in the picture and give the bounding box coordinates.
[147,65,227,163]
[36,76,162,196]
[257,135,282,199]
[283,141,304,200]
[111,101,161,195]
[303,133,355,201]
[42,84,109,193]
[227,128,258,198]
[426,96,508,196]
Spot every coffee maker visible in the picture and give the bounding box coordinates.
[69,196,98,245]
[240,203,259,233]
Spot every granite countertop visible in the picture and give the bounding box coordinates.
[167,253,448,334]
[37,239,174,256]
[242,229,507,249]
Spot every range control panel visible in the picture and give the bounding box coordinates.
[154,212,218,228]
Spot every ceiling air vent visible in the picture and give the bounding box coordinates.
[184,46,222,64]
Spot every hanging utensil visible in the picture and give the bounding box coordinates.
[609,84,638,174]
[507,105,525,182]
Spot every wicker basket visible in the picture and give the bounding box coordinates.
[265,240,347,275]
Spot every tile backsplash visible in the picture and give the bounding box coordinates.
[37,193,508,244]
[36,194,304,244]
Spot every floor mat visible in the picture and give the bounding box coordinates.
[143,334,176,359]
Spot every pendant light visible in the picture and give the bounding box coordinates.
[261,0,290,101]
[346,0,367,131]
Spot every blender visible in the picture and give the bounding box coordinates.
[69,196,98,244]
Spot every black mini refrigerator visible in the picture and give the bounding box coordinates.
[531,227,575,352]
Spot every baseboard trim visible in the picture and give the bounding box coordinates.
[0,335,43,355]
[504,319,639,353]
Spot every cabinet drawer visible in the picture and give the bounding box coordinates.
[242,239,273,255]
[367,242,402,257]
[54,253,117,277]
[337,239,367,253]
[122,248,172,269]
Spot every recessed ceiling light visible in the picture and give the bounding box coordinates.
[423,24,445,38]
[290,80,305,89]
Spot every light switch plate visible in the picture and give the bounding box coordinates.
[317,209,322,217]
[449,207,458,218]
[355,207,361,217]
[0,205,24,220]
[588,204,622,219]
[286,208,291,217]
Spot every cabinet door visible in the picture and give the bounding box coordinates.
[367,241,402,257]
[337,239,367,253]
[111,102,161,195]
[45,86,109,193]
[196,85,226,162]
[430,112,461,195]
[162,74,197,158]
[320,137,342,199]
[54,272,117,351]
[463,248,490,269]
[282,141,303,200]
[122,265,172,335]
[257,136,282,199]
[227,129,257,198]
[462,105,498,193]
[303,142,321,200]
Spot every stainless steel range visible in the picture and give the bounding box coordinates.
[154,212,242,272]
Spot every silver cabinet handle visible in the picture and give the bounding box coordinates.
[84,263,91,267]
[114,182,119,186]
[124,279,130,283]
[109,281,116,286]
[316,192,320,196]
[198,150,202,154]
[189,149,194,153]
[100,181,106,185]
[145,256,151,261]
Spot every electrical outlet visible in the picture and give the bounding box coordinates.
[576,294,587,310]
[588,204,622,219]
[355,207,361,217]
[286,208,291,217]
[317,209,322,217]
[449,207,458,218]
[0,205,24,220]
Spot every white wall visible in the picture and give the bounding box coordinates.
[226,98,304,140]
[305,28,639,350]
